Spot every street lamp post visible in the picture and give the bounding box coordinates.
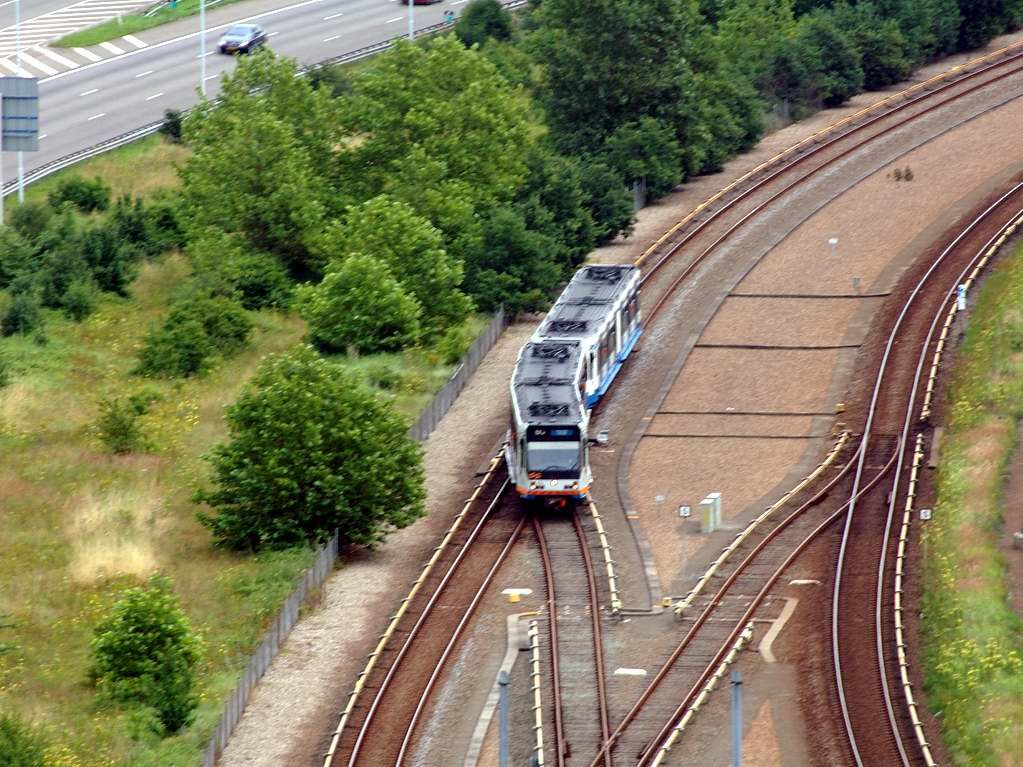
[200,0,207,96]
[407,0,413,41]
[16,0,23,202]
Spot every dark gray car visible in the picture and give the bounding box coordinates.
[218,24,268,54]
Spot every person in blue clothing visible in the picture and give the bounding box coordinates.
[443,10,455,24]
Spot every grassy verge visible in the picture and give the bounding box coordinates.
[921,241,1023,765]
[0,134,487,764]
[55,0,243,48]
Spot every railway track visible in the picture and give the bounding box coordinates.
[533,513,612,767]
[324,458,524,767]
[320,40,1023,767]
[832,180,1023,767]
[586,180,1023,767]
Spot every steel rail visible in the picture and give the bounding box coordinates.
[342,476,511,767]
[637,49,1023,326]
[832,180,1023,767]
[392,513,527,766]
[633,449,901,767]
[869,193,1023,767]
[571,512,613,767]
[636,41,1023,277]
[533,516,567,767]
[585,443,890,767]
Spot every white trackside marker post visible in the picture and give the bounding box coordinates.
[957,284,967,311]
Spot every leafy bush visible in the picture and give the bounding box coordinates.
[0,227,34,289]
[60,279,99,321]
[136,317,213,378]
[455,0,514,47]
[196,345,425,550]
[7,200,53,244]
[96,397,149,454]
[47,176,111,213]
[299,254,422,354]
[364,361,427,393]
[1,293,44,338]
[136,296,252,378]
[0,712,47,767]
[436,323,475,365]
[89,575,201,733]
[160,109,183,143]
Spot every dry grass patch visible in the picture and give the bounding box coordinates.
[66,482,166,585]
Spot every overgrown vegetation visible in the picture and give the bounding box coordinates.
[922,242,1023,765]
[196,346,425,550]
[89,576,201,733]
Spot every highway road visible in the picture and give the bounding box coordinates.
[0,0,470,192]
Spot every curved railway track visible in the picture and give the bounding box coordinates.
[587,180,1023,767]
[833,180,1023,767]
[322,40,1023,767]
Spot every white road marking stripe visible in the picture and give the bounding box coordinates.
[145,92,163,100]
[0,57,22,74]
[134,69,152,77]
[79,87,99,95]
[323,34,340,41]
[122,34,147,48]
[16,49,57,75]
[38,133,46,140]
[385,16,402,23]
[73,47,102,62]
[323,11,343,19]
[34,46,80,68]
[267,31,278,36]
[87,112,105,120]
[98,41,124,54]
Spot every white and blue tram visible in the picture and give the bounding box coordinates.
[506,264,642,502]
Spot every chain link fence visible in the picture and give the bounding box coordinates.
[201,306,509,766]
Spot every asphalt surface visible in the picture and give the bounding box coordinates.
[0,0,465,188]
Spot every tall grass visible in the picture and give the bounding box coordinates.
[921,242,1023,765]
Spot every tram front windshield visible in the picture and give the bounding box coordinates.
[526,442,581,477]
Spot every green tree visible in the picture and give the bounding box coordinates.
[0,227,34,288]
[187,231,294,310]
[1,293,43,338]
[196,345,425,549]
[334,37,530,227]
[181,55,330,278]
[7,200,53,244]
[136,296,252,377]
[957,0,1022,49]
[715,0,797,81]
[322,196,471,334]
[874,0,960,63]
[455,0,514,47]
[832,2,912,89]
[89,575,200,733]
[603,117,684,199]
[0,713,46,767]
[801,11,864,107]
[530,0,706,156]
[299,254,422,354]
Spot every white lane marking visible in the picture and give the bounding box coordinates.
[196,50,214,58]
[267,31,278,36]
[0,57,22,74]
[145,92,163,100]
[79,87,99,96]
[453,0,468,3]
[38,133,47,140]
[87,112,106,120]
[323,11,343,19]
[134,69,153,77]
[17,49,57,75]
[323,34,340,42]
[33,45,80,68]
[759,597,798,664]
[122,34,147,48]
[42,0,326,84]
[385,15,402,23]
[204,73,217,80]
[98,41,124,55]
[73,47,102,62]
